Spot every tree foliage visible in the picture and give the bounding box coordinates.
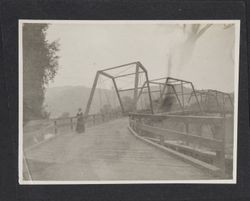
[100,104,112,114]
[122,96,134,112]
[23,23,59,122]
[167,24,234,77]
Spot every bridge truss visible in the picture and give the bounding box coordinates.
[84,61,154,117]
[136,77,202,114]
[188,89,234,115]
[85,62,233,117]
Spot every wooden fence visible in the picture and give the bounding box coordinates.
[128,112,228,175]
[53,111,123,133]
[24,111,123,150]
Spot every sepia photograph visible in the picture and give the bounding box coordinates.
[19,20,240,184]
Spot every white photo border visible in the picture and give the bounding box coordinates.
[18,20,240,185]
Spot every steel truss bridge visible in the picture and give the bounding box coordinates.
[23,62,234,181]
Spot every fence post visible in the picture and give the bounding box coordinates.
[214,118,226,174]
[159,135,164,145]
[197,122,203,149]
[131,116,135,130]
[54,120,57,134]
[93,115,96,126]
[184,121,189,146]
[137,117,143,135]
[70,118,73,131]
[198,122,203,136]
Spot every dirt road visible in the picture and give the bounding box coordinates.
[25,118,213,181]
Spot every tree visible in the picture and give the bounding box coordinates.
[122,96,134,112]
[167,24,234,77]
[167,24,212,76]
[23,23,59,122]
[159,95,176,112]
[180,24,212,63]
[100,104,112,114]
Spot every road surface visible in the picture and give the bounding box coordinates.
[24,118,214,181]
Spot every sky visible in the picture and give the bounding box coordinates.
[45,22,238,93]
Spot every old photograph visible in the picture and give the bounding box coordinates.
[19,20,240,184]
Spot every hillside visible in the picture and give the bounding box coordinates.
[44,84,195,118]
[44,86,115,118]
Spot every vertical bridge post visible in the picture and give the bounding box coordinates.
[70,118,73,131]
[133,64,140,111]
[54,120,57,134]
[137,62,154,114]
[112,78,125,114]
[84,72,100,117]
[214,118,226,174]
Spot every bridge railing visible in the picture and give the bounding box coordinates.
[128,112,228,174]
[53,111,123,134]
[24,111,123,150]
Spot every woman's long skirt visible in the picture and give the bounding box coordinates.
[76,118,85,133]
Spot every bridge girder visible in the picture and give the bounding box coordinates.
[84,62,154,117]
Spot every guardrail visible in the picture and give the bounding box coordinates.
[128,112,228,176]
[24,111,123,150]
[52,111,123,134]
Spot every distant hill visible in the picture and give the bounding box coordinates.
[44,84,194,118]
[46,84,233,118]
[44,86,116,118]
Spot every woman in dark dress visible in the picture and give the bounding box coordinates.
[76,108,85,133]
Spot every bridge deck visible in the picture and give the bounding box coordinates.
[25,118,214,181]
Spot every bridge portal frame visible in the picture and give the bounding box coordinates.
[84,62,154,117]
[136,77,202,113]
[188,89,234,115]
[159,77,202,112]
